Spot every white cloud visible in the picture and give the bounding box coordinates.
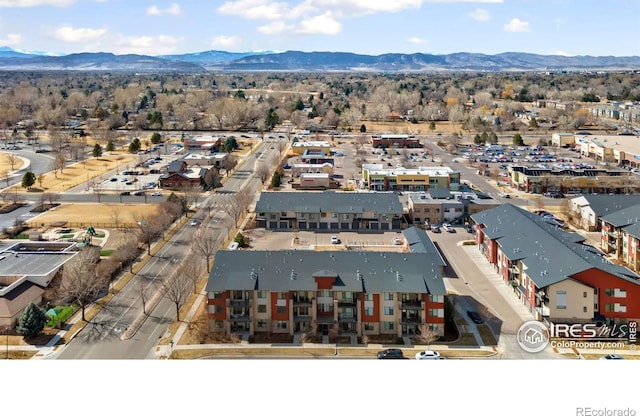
[108,34,184,55]
[218,0,298,20]
[0,0,77,6]
[257,21,291,34]
[408,37,427,44]
[211,35,241,48]
[54,25,108,42]
[554,50,573,57]
[296,12,342,34]
[504,18,530,32]
[468,8,490,21]
[0,33,21,46]
[146,3,182,16]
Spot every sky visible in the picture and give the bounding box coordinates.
[0,0,638,57]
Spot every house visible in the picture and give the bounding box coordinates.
[0,241,77,327]
[206,228,447,337]
[471,204,640,326]
[254,191,403,231]
[158,159,208,189]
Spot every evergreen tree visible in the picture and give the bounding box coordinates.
[16,303,46,338]
[92,143,103,158]
[106,141,115,152]
[128,138,141,153]
[21,171,36,190]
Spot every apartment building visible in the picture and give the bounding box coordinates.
[206,230,447,338]
[255,191,403,231]
[361,164,461,192]
[408,189,500,226]
[471,204,640,325]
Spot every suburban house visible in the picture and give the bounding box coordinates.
[568,195,640,231]
[255,191,404,231]
[158,160,208,189]
[0,241,77,327]
[361,164,461,192]
[408,189,500,226]
[471,204,640,326]
[206,227,447,337]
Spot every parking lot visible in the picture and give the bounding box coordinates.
[246,229,407,251]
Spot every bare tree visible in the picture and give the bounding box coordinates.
[221,154,237,177]
[256,162,270,184]
[277,139,288,155]
[180,183,202,214]
[191,230,217,273]
[178,251,205,293]
[138,280,148,315]
[162,269,193,322]
[59,247,105,322]
[135,214,165,255]
[203,167,220,190]
[7,153,18,171]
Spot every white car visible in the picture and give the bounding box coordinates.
[415,350,441,360]
[442,223,454,233]
[392,237,403,245]
[330,235,341,244]
[190,219,200,226]
[498,192,511,198]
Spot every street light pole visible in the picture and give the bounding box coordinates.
[5,326,9,360]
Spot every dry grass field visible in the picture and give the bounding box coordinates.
[366,120,460,135]
[0,152,25,177]
[16,154,135,193]
[25,202,160,226]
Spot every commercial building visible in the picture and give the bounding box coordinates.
[408,189,500,226]
[291,141,331,156]
[371,134,421,149]
[362,164,461,192]
[206,227,447,337]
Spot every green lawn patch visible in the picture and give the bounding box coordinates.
[100,249,115,256]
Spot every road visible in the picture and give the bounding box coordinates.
[54,140,279,359]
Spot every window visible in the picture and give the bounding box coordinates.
[429,309,439,317]
[364,323,374,331]
[318,303,333,313]
[556,291,567,309]
[213,292,224,299]
[364,293,374,301]
[215,321,223,329]
[583,292,587,298]
[331,212,337,218]
[277,306,286,314]
[583,306,588,313]
[277,292,287,299]
[321,212,327,218]
[384,292,394,301]
[213,305,223,314]
[428,324,439,332]
[257,291,267,299]
[343,291,353,301]
[384,306,394,316]
[319,290,331,298]
[257,320,267,328]
[257,305,267,313]
[429,295,440,303]
[276,321,287,329]
[383,322,394,331]
[364,307,374,316]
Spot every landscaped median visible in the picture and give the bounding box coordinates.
[165,344,497,360]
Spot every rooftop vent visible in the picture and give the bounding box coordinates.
[250,269,258,280]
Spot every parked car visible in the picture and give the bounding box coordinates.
[377,349,406,359]
[190,219,200,226]
[442,223,454,233]
[120,191,130,196]
[392,237,403,245]
[600,354,624,360]
[430,224,441,233]
[134,191,145,196]
[415,350,441,360]
[330,235,341,244]
[464,224,474,233]
[498,192,510,198]
[151,192,162,197]
[110,177,118,182]
[467,310,483,324]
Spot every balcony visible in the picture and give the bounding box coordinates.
[400,299,423,310]
[338,299,356,307]
[229,313,251,322]
[338,313,357,323]
[401,315,422,324]
[227,299,251,308]
[292,296,313,306]
[293,313,312,322]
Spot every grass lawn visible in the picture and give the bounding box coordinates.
[26,202,160,226]
[0,152,25,177]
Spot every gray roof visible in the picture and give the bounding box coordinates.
[428,188,452,199]
[207,250,446,295]
[622,222,640,239]
[582,195,640,217]
[255,191,403,215]
[601,204,640,227]
[471,204,640,288]
[403,227,447,266]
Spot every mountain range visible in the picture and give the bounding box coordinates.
[0,46,639,72]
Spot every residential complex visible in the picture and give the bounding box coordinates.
[361,164,461,192]
[206,227,447,337]
[471,204,640,325]
[255,191,404,231]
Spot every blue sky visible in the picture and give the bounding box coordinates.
[0,0,638,57]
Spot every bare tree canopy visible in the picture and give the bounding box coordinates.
[59,247,105,322]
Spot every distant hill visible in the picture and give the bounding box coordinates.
[0,46,638,72]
